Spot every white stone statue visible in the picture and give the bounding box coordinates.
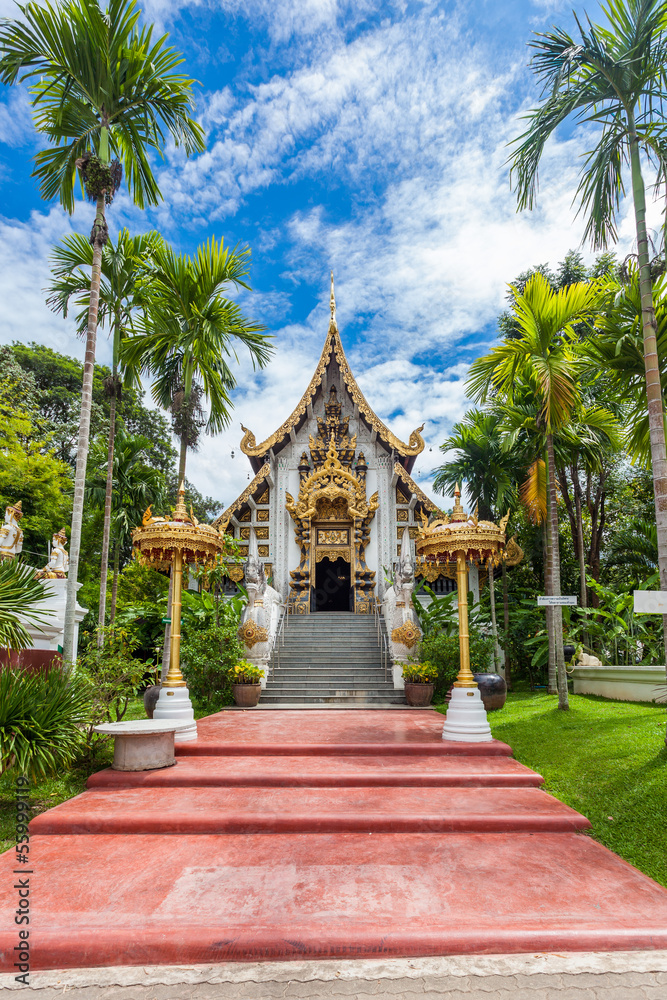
[35,529,69,579]
[0,501,24,560]
[383,526,422,688]
[238,527,282,683]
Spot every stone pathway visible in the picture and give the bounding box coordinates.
[4,954,667,997]
[1,710,667,972]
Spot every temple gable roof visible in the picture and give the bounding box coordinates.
[239,276,425,474]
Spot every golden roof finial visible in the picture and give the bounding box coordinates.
[330,271,337,327]
[173,480,189,522]
[451,482,466,522]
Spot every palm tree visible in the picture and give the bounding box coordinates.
[121,236,273,484]
[590,269,667,465]
[121,236,272,677]
[86,425,164,621]
[510,0,667,667]
[433,410,517,674]
[46,229,164,644]
[467,273,602,709]
[0,0,205,664]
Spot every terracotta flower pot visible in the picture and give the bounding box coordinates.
[472,672,507,711]
[404,682,434,707]
[233,682,262,708]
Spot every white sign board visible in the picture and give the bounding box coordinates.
[633,591,667,614]
[537,595,578,607]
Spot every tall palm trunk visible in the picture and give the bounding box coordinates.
[543,502,557,694]
[97,341,118,647]
[178,433,188,485]
[110,541,120,624]
[546,432,568,709]
[629,113,667,682]
[572,465,589,648]
[62,192,107,664]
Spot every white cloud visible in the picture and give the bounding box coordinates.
[0,205,101,362]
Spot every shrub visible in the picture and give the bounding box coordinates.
[77,626,153,733]
[0,667,91,779]
[181,621,243,711]
[420,629,495,702]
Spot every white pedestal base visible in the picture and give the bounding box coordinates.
[153,687,198,742]
[442,686,492,743]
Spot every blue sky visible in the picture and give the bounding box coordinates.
[0,0,657,507]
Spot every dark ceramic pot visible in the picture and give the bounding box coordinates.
[563,644,576,663]
[233,682,262,708]
[143,684,161,719]
[472,672,507,711]
[404,682,435,707]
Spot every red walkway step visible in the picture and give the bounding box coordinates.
[87,753,543,789]
[30,785,590,835]
[3,707,667,973]
[3,831,667,969]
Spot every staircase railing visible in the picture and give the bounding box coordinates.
[373,596,390,682]
[269,603,289,679]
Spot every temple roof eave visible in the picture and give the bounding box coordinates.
[239,320,425,469]
[213,462,271,528]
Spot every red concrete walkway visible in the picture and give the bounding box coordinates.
[2,708,667,971]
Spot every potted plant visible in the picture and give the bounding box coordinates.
[402,661,437,707]
[230,659,264,707]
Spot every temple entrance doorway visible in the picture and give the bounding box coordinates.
[313,556,352,612]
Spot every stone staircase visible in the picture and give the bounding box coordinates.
[262,611,403,705]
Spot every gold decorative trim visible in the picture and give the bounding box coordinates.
[394,463,440,514]
[396,525,419,538]
[239,509,251,522]
[257,509,269,521]
[391,621,420,649]
[397,508,408,522]
[240,321,424,460]
[256,489,269,505]
[258,544,269,557]
[213,463,270,527]
[238,619,269,648]
[316,546,350,563]
[240,525,269,540]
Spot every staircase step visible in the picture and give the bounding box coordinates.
[88,753,544,789]
[32,786,589,836]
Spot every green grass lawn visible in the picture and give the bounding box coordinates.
[438,691,667,887]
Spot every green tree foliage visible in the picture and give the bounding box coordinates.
[0,347,71,557]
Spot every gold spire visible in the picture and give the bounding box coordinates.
[330,270,337,328]
[173,480,189,522]
[452,482,466,522]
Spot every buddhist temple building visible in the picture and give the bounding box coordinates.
[214,276,445,614]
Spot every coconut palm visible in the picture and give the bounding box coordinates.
[0,0,205,663]
[467,273,602,709]
[46,229,165,643]
[86,425,165,621]
[510,0,667,667]
[121,236,273,484]
[432,410,518,674]
[590,269,667,464]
